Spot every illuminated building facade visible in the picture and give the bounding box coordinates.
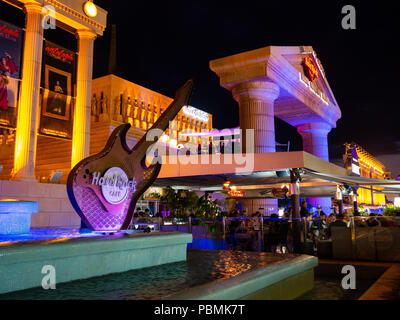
[344,142,391,207]
[0,1,212,186]
[0,0,107,184]
[210,46,342,214]
[90,74,213,149]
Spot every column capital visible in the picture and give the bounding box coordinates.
[23,2,43,14]
[75,29,98,40]
[232,81,280,103]
[296,122,332,136]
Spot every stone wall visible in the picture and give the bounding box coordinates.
[0,180,80,228]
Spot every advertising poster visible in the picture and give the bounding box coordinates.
[40,41,76,139]
[0,19,23,128]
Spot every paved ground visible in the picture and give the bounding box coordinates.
[319,259,400,300]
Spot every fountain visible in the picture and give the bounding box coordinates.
[0,80,317,299]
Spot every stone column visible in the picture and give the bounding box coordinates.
[297,122,333,214]
[233,81,280,215]
[12,2,44,181]
[297,122,332,162]
[71,30,96,168]
[232,81,280,154]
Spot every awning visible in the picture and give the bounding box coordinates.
[152,152,400,197]
[302,169,400,194]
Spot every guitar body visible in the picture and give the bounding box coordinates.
[67,80,194,232]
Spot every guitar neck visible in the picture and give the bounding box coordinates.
[132,79,194,158]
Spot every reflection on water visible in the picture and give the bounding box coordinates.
[297,276,377,300]
[0,228,100,245]
[0,249,296,300]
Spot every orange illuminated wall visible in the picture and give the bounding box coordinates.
[91,75,213,144]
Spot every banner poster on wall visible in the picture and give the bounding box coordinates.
[0,19,23,129]
[39,40,76,139]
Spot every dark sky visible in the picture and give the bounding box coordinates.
[2,1,400,163]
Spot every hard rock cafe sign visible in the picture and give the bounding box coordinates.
[67,80,194,232]
[91,167,137,205]
[303,56,319,82]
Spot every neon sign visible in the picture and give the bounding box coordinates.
[303,56,319,82]
[0,24,20,39]
[229,190,245,198]
[45,46,74,63]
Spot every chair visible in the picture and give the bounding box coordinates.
[354,226,376,261]
[331,226,353,260]
[375,226,400,262]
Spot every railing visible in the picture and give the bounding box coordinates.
[223,217,295,253]
[158,217,224,239]
[135,214,400,261]
[303,215,400,262]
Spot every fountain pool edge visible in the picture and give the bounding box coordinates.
[0,232,192,295]
[165,255,318,300]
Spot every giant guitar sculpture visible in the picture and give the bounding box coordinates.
[67,80,194,232]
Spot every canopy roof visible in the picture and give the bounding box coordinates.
[153,151,400,198]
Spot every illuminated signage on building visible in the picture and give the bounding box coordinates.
[350,146,361,177]
[0,19,23,129]
[0,23,20,39]
[351,162,360,176]
[91,167,137,205]
[228,190,246,198]
[182,106,209,122]
[303,56,319,82]
[45,45,74,64]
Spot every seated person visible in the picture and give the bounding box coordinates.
[354,216,368,227]
[327,213,336,224]
[327,213,348,238]
[366,213,381,227]
[137,211,148,223]
[312,212,328,240]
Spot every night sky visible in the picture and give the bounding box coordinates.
[1,1,400,171]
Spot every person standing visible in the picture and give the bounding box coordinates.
[300,200,309,218]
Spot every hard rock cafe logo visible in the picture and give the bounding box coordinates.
[91,167,137,205]
[303,56,319,82]
[45,46,74,63]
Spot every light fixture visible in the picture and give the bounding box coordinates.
[83,1,98,18]
[222,179,231,191]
